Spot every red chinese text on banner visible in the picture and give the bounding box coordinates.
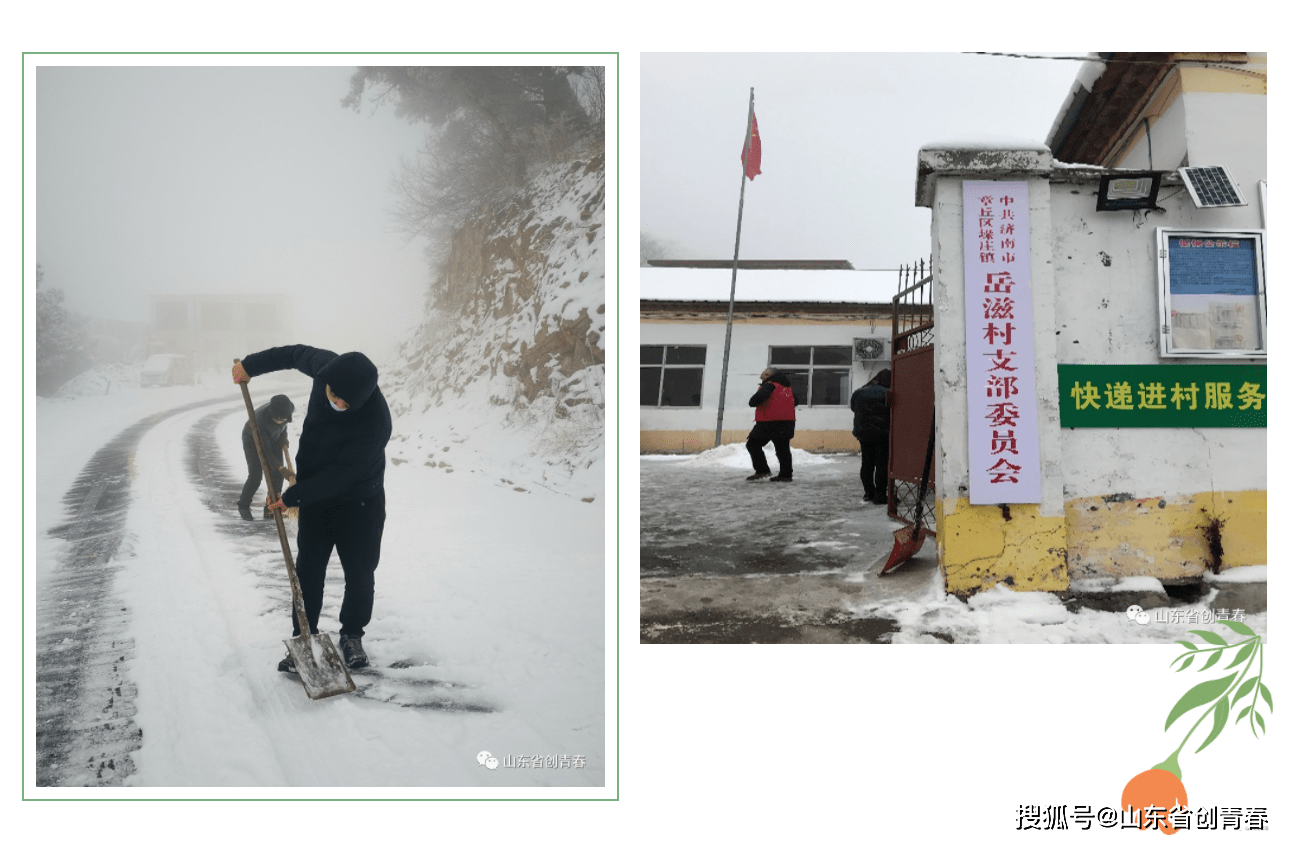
[962,181,1041,504]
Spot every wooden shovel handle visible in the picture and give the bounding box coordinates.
[282,441,295,477]
[236,359,311,637]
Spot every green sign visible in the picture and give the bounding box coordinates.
[1058,365,1266,428]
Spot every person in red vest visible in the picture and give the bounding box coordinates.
[745,367,798,482]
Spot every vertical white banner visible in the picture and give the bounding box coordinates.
[962,181,1042,504]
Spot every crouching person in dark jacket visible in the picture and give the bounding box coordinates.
[233,345,392,672]
[237,393,295,521]
[746,367,798,482]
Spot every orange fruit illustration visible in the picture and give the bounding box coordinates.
[1121,768,1188,835]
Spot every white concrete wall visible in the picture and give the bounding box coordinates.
[640,319,891,434]
[1184,92,1267,202]
[1116,96,1188,171]
[1048,184,1266,501]
[930,172,1266,504]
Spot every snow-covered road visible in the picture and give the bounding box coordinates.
[37,396,233,785]
[31,381,607,791]
[641,450,1266,645]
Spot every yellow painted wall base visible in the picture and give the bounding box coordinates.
[936,489,1266,596]
[641,429,859,453]
[936,499,1069,597]
[1066,489,1266,581]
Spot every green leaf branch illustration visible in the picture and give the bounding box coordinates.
[1154,620,1271,779]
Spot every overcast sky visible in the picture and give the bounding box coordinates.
[35,64,430,359]
[641,52,1088,273]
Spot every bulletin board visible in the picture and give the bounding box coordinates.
[1156,229,1266,358]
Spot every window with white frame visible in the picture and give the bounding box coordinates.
[769,346,852,406]
[641,345,706,406]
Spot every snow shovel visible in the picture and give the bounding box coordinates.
[236,360,355,700]
[882,414,936,575]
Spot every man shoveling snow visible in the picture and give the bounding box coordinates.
[234,345,392,672]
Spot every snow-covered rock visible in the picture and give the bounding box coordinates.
[382,150,605,499]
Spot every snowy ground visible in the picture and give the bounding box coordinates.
[642,447,1266,645]
[28,369,608,794]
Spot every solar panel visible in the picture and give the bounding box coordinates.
[1178,166,1248,208]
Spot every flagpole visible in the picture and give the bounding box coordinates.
[714,88,756,448]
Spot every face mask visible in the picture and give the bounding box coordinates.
[329,398,346,412]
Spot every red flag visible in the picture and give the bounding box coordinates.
[741,113,762,180]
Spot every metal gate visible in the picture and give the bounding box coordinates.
[888,260,935,535]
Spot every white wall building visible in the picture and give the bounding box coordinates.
[916,52,1266,597]
[148,293,294,371]
[640,264,905,453]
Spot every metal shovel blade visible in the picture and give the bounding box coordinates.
[286,633,356,700]
[881,525,925,575]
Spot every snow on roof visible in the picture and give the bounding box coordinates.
[919,140,1050,152]
[640,267,902,305]
[1045,54,1109,152]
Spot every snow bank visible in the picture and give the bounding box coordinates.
[1069,575,1166,594]
[1206,564,1267,583]
[51,363,143,399]
[852,567,1267,646]
[656,443,836,470]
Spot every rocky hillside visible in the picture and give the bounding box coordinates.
[381,152,605,498]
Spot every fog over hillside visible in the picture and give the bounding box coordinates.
[383,151,605,497]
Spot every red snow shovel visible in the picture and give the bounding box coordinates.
[237,360,355,700]
[882,415,935,575]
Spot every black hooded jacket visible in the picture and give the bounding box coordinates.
[851,382,890,441]
[240,345,391,507]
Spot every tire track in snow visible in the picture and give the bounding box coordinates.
[184,406,330,628]
[185,407,286,542]
[184,407,496,714]
[35,397,232,787]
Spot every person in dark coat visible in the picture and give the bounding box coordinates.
[233,345,392,671]
[850,368,891,504]
[746,367,798,482]
[237,393,295,521]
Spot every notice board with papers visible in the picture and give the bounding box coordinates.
[1157,229,1266,358]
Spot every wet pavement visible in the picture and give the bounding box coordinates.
[640,450,940,644]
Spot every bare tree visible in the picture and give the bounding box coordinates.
[348,65,602,241]
[35,264,91,395]
[571,67,605,127]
